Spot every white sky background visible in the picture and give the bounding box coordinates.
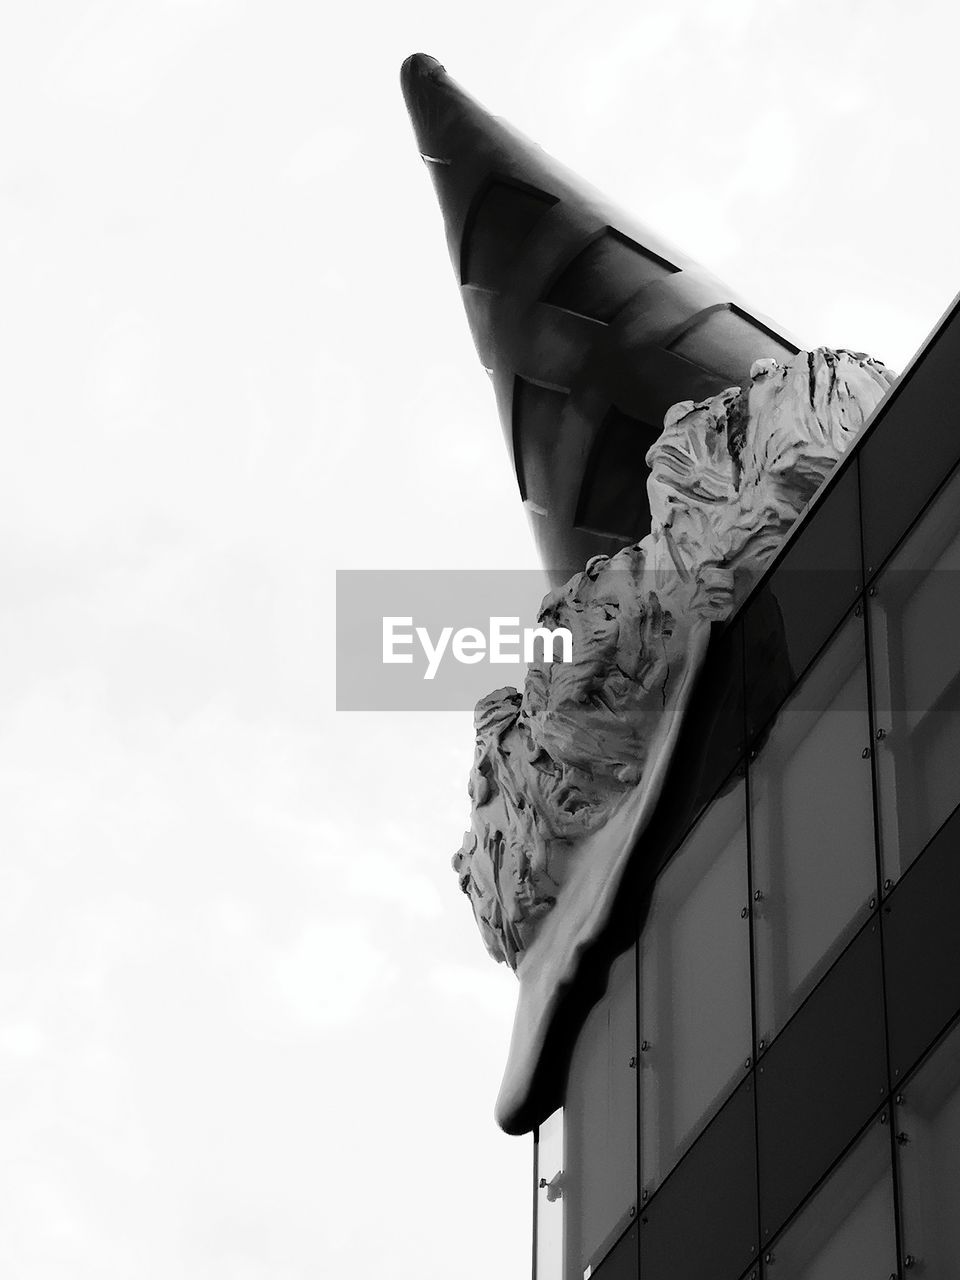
[1,0,959,1276]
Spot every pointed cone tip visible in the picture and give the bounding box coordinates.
[400,53,452,153]
[400,52,445,94]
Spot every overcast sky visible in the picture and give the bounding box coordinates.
[2,1,959,1277]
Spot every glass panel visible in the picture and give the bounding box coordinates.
[750,614,876,1046]
[756,919,887,1242]
[683,620,744,815]
[744,463,862,740]
[763,1115,896,1279]
[563,947,637,1278]
[638,622,744,873]
[638,1077,758,1280]
[536,1108,564,1280]
[587,1222,638,1280]
[639,782,751,1194]
[897,1016,960,1274]
[883,803,960,1082]
[860,297,960,577]
[869,460,960,883]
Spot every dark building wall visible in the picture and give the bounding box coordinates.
[533,294,960,1280]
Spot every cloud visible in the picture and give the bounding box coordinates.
[429,960,517,1021]
[272,919,396,1027]
[0,1022,46,1058]
[43,0,228,109]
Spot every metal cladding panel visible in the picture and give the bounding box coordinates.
[756,917,887,1242]
[460,178,558,288]
[669,305,797,383]
[545,228,678,322]
[574,406,662,539]
[510,302,609,390]
[400,53,798,584]
[590,343,731,426]
[511,378,571,508]
[860,295,960,578]
[638,1077,758,1280]
[743,460,863,742]
[884,802,960,1082]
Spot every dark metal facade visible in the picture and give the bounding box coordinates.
[401,54,799,585]
[533,294,960,1279]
